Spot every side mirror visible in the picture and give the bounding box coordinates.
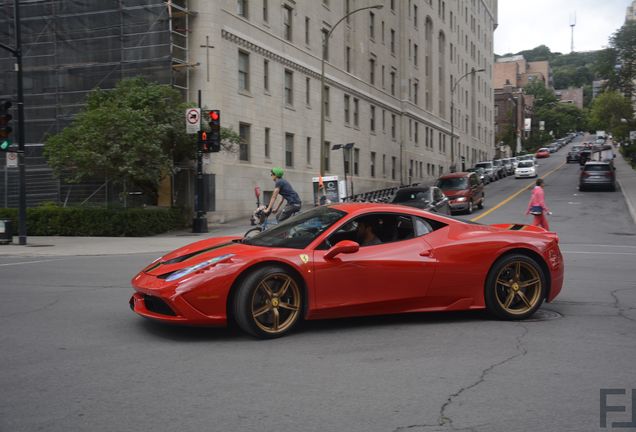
[325,240,360,260]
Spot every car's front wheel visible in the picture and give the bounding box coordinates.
[466,200,474,214]
[484,254,546,320]
[233,266,303,338]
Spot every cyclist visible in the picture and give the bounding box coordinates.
[264,167,301,222]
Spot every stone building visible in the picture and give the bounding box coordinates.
[1,0,498,220]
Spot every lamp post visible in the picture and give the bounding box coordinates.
[320,4,383,179]
[450,67,484,172]
[332,143,354,200]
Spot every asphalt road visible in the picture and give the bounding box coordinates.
[1,137,636,432]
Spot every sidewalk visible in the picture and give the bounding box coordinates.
[1,153,636,258]
[0,218,250,257]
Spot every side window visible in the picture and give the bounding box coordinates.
[321,213,420,248]
[414,217,433,236]
[433,188,443,201]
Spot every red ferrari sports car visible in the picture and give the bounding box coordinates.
[130,203,564,338]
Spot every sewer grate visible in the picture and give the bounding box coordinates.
[525,309,563,322]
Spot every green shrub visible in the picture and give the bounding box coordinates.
[0,207,185,237]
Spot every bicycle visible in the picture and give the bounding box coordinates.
[244,186,300,238]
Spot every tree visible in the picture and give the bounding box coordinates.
[609,21,636,99]
[588,90,634,141]
[44,77,239,204]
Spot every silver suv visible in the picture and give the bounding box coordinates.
[474,161,497,182]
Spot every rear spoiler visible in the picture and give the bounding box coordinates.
[490,223,559,242]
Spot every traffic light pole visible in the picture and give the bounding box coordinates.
[192,90,208,233]
[0,0,27,245]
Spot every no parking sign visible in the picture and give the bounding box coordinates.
[6,151,17,168]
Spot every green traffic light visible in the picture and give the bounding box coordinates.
[0,139,10,151]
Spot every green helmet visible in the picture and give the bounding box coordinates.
[271,167,284,178]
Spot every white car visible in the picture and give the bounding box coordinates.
[515,160,537,178]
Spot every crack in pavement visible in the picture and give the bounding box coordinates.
[610,287,636,322]
[437,323,529,430]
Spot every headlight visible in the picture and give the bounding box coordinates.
[455,197,467,202]
[165,254,235,282]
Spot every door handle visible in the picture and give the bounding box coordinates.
[420,249,432,257]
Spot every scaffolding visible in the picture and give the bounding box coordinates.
[0,0,194,207]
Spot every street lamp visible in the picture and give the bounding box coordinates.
[320,4,383,179]
[450,67,485,171]
[331,143,354,200]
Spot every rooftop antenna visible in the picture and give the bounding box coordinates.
[570,12,576,53]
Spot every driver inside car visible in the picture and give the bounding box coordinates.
[355,217,382,247]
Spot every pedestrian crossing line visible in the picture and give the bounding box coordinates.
[470,161,567,222]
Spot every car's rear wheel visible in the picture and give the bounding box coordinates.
[233,266,303,338]
[484,254,546,320]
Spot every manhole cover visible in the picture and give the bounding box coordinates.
[525,309,562,322]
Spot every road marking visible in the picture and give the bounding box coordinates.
[561,251,636,256]
[470,161,567,222]
[0,258,66,267]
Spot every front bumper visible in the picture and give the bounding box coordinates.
[515,171,535,178]
[449,200,470,211]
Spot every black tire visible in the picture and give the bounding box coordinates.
[484,254,546,320]
[232,265,303,339]
[244,227,263,238]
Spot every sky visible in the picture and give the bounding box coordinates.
[494,0,630,55]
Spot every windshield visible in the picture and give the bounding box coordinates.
[492,160,502,166]
[437,178,468,190]
[517,161,534,168]
[243,206,345,249]
[393,188,430,203]
[475,162,492,169]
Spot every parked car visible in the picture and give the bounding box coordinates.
[535,148,550,158]
[467,167,490,185]
[514,160,537,178]
[579,161,616,191]
[435,172,485,214]
[474,161,497,182]
[390,186,451,214]
[492,159,506,178]
[501,158,515,175]
[547,144,559,153]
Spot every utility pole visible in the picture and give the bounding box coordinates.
[569,13,576,53]
[0,0,27,245]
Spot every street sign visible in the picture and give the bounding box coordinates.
[539,121,545,131]
[630,130,636,141]
[6,151,17,168]
[524,118,531,132]
[185,108,201,134]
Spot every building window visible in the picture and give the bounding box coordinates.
[354,148,359,175]
[238,0,248,18]
[370,105,376,132]
[381,65,385,88]
[306,137,311,165]
[391,114,396,139]
[414,122,419,144]
[345,46,351,72]
[323,86,330,118]
[344,95,350,124]
[390,0,395,11]
[263,59,269,92]
[382,109,386,132]
[369,11,375,39]
[391,156,396,180]
[369,57,376,85]
[263,0,268,22]
[322,28,329,61]
[324,141,330,172]
[390,29,395,54]
[285,133,294,167]
[305,77,311,106]
[413,4,418,27]
[239,122,250,161]
[381,21,385,44]
[382,154,386,176]
[390,70,396,96]
[305,17,310,45]
[413,43,418,66]
[264,127,271,158]
[353,98,359,127]
[413,81,419,105]
[283,5,293,41]
[371,151,376,177]
[238,50,250,92]
[345,0,351,22]
[284,69,293,106]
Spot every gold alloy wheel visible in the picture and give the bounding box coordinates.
[250,273,301,334]
[494,260,543,315]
